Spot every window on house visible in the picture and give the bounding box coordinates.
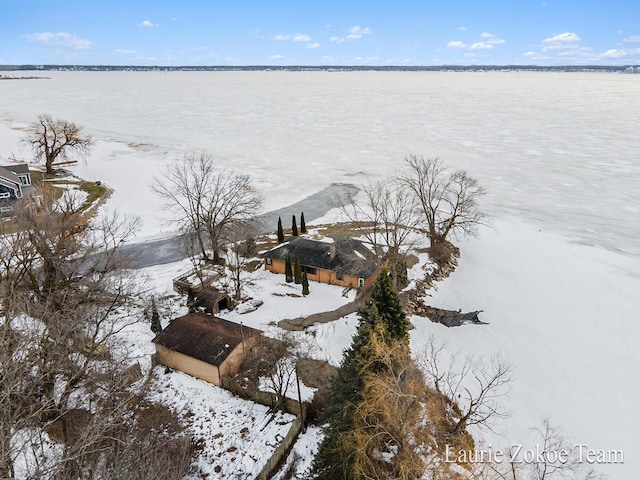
[336,271,344,281]
[265,258,272,265]
[0,192,10,199]
[20,176,31,186]
[358,277,364,287]
[302,266,317,275]
[0,206,13,213]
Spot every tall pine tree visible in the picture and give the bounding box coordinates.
[284,254,293,283]
[294,256,302,284]
[300,211,307,233]
[292,214,298,236]
[301,271,309,295]
[363,267,410,341]
[312,269,409,479]
[277,216,284,243]
[150,296,162,334]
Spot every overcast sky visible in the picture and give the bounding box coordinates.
[2,0,639,66]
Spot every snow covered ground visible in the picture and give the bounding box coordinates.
[1,71,638,479]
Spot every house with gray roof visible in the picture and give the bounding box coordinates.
[0,163,33,214]
[262,236,383,289]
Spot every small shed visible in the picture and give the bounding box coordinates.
[152,313,260,386]
[195,287,234,314]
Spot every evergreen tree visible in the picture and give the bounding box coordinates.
[364,267,410,341]
[186,287,197,313]
[150,296,162,334]
[292,214,298,236]
[300,211,307,233]
[277,216,284,243]
[294,256,302,284]
[284,254,293,283]
[301,272,309,295]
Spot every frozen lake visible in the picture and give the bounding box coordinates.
[1,71,639,479]
[0,71,638,255]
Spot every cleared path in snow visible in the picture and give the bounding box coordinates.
[121,183,358,269]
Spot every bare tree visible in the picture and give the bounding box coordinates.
[224,222,260,301]
[418,335,513,437]
[152,154,263,262]
[22,114,93,174]
[399,155,486,247]
[471,419,607,480]
[0,190,157,479]
[339,180,420,288]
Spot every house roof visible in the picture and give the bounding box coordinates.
[263,236,380,278]
[2,163,30,176]
[152,313,260,366]
[0,166,21,185]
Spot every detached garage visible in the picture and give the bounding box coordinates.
[152,313,260,386]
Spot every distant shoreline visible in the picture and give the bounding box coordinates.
[0,75,50,80]
[1,65,638,74]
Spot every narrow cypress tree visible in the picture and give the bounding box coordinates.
[300,211,307,233]
[277,216,284,243]
[285,254,293,283]
[186,287,197,313]
[301,272,309,295]
[294,257,302,284]
[150,296,162,334]
[292,214,298,236]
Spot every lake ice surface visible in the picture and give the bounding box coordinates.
[0,71,638,255]
[1,71,638,479]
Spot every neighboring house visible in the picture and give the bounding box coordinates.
[262,236,382,289]
[0,163,32,214]
[152,313,260,386]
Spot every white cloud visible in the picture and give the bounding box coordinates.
[524,51,537,57]
[469,42,493,50]
[480,32,495,38]
[447,41,467,49]
[331,25,372,43]
[600,49,627,58]
[623,35,640,43]
[541,32,582,52]
[306,42,320,49]
[115,49,137,55]
[23,32,93,49]
[139,20,158,28]
[487,38,506,45]
[458,26,467,31]
[275,33,311,42]
[325,24,332,29]
[348,25,372,36]
[542,32,580,44]
[270,54,284,61]
[170,17,178,22]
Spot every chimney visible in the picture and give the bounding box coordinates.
[328,240,336,260]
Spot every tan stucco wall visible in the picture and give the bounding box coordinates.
[219,337,258,377]
[265,258,367,289]
[155,344,221,385]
